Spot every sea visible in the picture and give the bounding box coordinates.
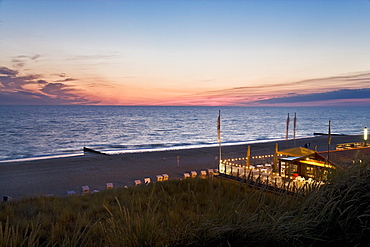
[0,105,369,162]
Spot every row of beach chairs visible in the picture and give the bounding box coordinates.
[134,169,218,186]
[183,169,219,179]
[67,182,115,196]
[2,169,219,201]
[69,169,217,196]
[134,173,169,186]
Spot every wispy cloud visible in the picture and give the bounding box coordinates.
[161,71,370,106]
[54,78,77,82]
[67,54,119,61]
[0,67,41,90]
[11,54,41,68]
[0,66,97,105]
[254,88,370,105]
[41,83,76,97]
[0,67,18,77]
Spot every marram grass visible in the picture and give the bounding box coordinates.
[1,161,370,246]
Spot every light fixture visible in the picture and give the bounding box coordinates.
[364,127,368,146]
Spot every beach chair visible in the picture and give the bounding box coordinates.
[214,169,219,176]
[134,180,141,186]
[156,175,163,181]
[252,170,260,180]
[264,164,272,172]
[162,174,169,181]
[2,195,12,202]
[261,172,270,184]
[200,170,207,178]
[274,176,283,187]
[106,182,114,190]
[296,176,305,188]
[67,191,75,196]
[236,167,246,178]
[183,173,190,179]
[191,171,197,178]
[81,186,90,195]
[144,177,151,185]
[208,169,214,177]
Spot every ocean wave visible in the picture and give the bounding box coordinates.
[0,105,369,162]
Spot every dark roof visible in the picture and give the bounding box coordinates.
[318,147,370,166]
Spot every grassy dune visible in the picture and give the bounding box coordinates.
[1,161,370,246]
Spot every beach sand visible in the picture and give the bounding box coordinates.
[0,135,365,200]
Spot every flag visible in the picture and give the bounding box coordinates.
[293,113,297,147]
[286,113,290,142]
[217,110,221,142]
[328,120,332,145]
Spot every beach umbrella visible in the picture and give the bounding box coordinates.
[327,120,331,164]
[273,143,278,171]
[246,145,251,169]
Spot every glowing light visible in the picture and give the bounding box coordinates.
[364,127,368,141]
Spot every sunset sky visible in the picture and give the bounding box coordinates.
[1,0,370,106]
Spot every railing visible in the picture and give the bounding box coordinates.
[336,142,368,149]
[219,162,325,195]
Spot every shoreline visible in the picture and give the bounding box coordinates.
[0,134,364,200]
[0,135,317,163]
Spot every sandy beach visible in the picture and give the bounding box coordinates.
[0,134,365,200]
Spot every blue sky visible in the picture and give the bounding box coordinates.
[1,0,370,105]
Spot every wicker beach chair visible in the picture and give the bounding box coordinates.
[106,182,113,190]
[67,191,75,196]
[200,170,207,178]
[81,186,89,195]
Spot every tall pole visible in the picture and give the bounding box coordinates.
[218,110,221,172]
[293,113,297,147]
[286,113,290,148]
[328,120,331,164]
[273,143,278,172]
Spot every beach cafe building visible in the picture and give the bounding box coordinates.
[219,146,337,184]
[277,147,337,181]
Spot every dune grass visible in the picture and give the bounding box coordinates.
[1,160,370,246]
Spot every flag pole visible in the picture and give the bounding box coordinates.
[273,143,278,173]
[327,120,331,164]
[218,110,221,172]
[286,113,290,148]
[293,112,297,147]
